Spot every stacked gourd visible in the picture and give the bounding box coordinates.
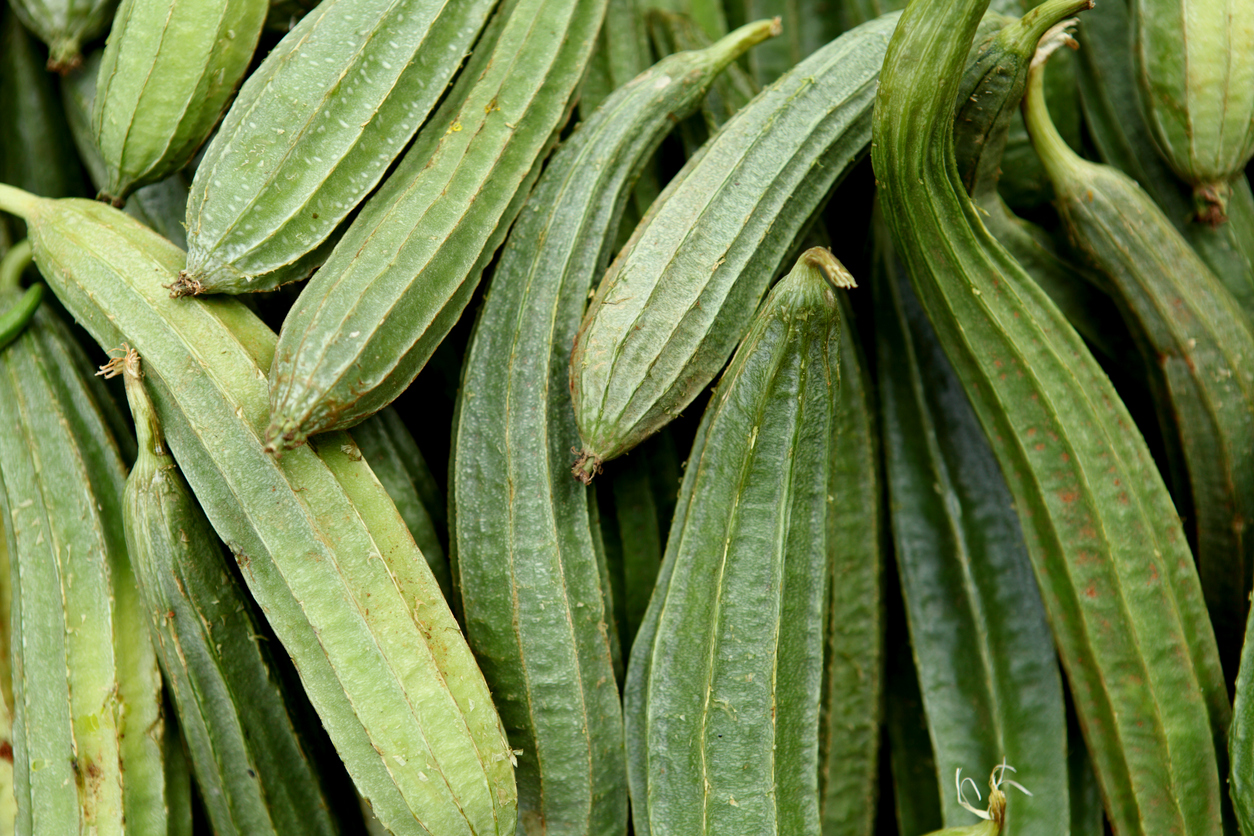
[0,0,1253,834]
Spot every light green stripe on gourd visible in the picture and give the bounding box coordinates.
[353,409,452,602]
[569,12,899,478]
[0,286,172,836]
[451,22,777,834]
[873,0,1230,834]
[1132,0,1254,223]
[625,248,848,836]
[0,184,517,836]
[177,0,498,295]
[817,293,882,836]
[7,0,116,71]
[115,347,343,836]
[91,0,267,203]
[264,0,609,452]
[873,206,1067,836]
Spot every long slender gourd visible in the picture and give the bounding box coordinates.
[264,0,609,452]
[0,184,517,836]
[1131,0,1254,223]
[0,286,174,835]
[873,210,1067,836]
[110,347,345,836]
[1027,43,1254,688]
[91,0,268,204]
[624,248,850,836]
[176,0,498,295]
[568,11,898,480]
[871,0,1230,834]
[817,292,882,836]
[450,22,779,834]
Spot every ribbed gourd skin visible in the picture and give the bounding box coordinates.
[451,22,777,836]
[61,50,191,249]
[4,188,518,836]
[7,0,116,71]
[816,293,882,836]
[120,352,344,836]
[873,230,1067,836]
[91,0,267,204]
[1132,0,1254,220]
[0,295,172,836]
[265,0,609,452]
[1027,57,1254,691]
[871,1,1231,834]
[179,0,497,294]
[624,251,843,836]
[568,13,897,475]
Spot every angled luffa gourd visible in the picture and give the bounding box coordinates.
[871,1,1230,834]
[265,0,608,452]
[569,11,899,479]
[0,183,517,836]
[451,21,779,834]
[624,248,850,836]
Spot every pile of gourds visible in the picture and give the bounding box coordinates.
[0,0,1252,833]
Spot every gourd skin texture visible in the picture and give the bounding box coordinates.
[871,1,1229,835]
[874,229,1067,836]
[624,251,842,836]
[265,0,608,452]
[817,292,882,836]
[61,51,191,251]
[179,0,497,294]
[451,23,779,834]
[120,354,343,836]
[0,295,171,836]
[1,187,517,836]
[569,13,897,474]
[91,0,267,203]
[1026,57,1254,690]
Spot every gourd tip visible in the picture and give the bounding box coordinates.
[263,418,304,458]
[168,271,204,298]
[571,448,602,484]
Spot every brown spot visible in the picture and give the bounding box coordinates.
[1085,584,1098,598]
[1147,564,1159,585]
[1035,443,1046,452]
[1027,427,1037,437]
[1058,490,1080,504]
[1061,452,1070,463]
[1118,492,1130,505]
[0,741,12,762]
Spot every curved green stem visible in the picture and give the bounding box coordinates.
[0,183,40,220]
[0,239,32,292]
[0,239,43,352]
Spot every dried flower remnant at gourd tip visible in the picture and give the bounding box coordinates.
[926,760,1032,836]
